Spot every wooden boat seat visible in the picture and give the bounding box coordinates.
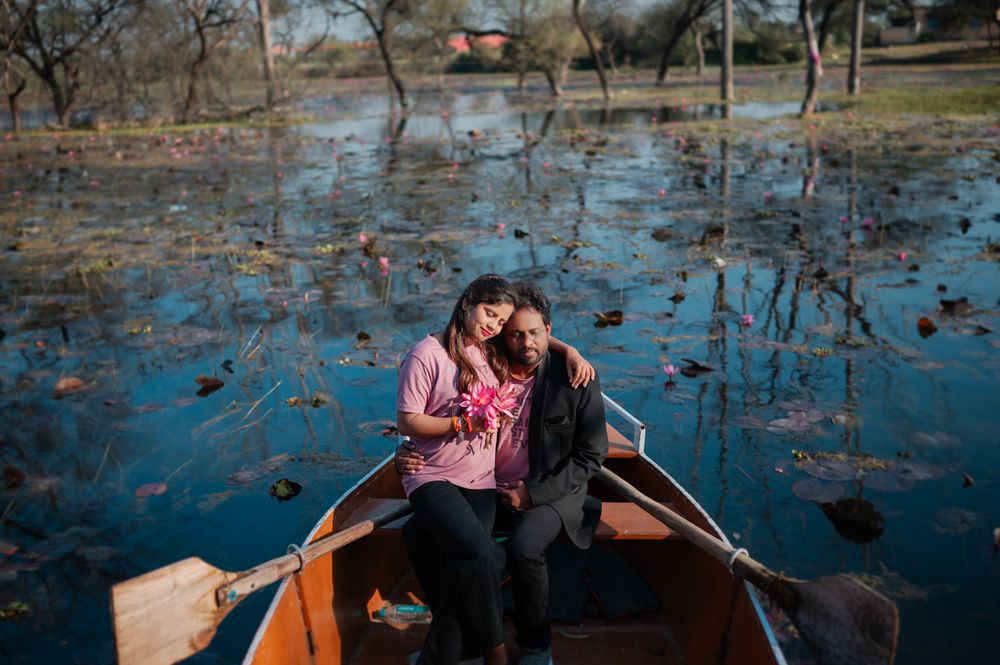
[605,423,638,459]
[344,499,677,540]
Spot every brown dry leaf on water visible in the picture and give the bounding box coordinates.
[53,377,85,398]
[594,310,623,328]
[135,483,168,497]
[917,317,938,338]
[194,374,224,397]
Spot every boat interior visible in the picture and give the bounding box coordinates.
[245,397,781,665]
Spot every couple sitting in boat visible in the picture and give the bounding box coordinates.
[394,274,609,665]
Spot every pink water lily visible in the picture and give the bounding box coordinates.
[898,251,907,261]
[461,383,499,428]
[358,233,368,244]
[763,191,773,202]
[740,314,755,327]
[862,216,875,227]
[663,364,679,378]
[494,382,519,420]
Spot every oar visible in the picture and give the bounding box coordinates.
[597,466,899,665]
[110,499,412,665]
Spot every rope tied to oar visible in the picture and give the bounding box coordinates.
[727,547,748,573]
[287,543,305,573]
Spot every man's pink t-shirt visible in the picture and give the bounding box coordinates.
[397,334,498,497]
[495,374,535,487]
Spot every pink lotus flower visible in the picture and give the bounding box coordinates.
[862,216,875,227]
[497,222,506,231]
[663,364,679,378]
[658,188,666,198]
[763,191,773,202]
[898,251,907,261]
[740,314,754,327]
[378,256,389,269]
[358,233,368,244]
[839,215,849,223]
[494,382,519,420]
[461,383,499,425]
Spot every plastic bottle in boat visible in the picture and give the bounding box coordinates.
[375,604,433,623]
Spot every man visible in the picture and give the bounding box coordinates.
[396,281,609,665]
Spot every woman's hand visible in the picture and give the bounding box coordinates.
[565,347,595,389]
[393,441,425,476]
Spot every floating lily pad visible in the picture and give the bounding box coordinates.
[821,498,885,544]
[792,478,847,503]
[864,470,916,493]
[269,478,302,502]
[799,459,859,481]
[911,431,961,450]
[890,460,947,481]
[934,507,981,533]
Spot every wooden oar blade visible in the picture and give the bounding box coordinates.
[791,574,899,665]
[111,557,239,665]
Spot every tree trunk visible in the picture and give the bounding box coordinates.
[373,27,407,111]
[604,42,619,79]
[572,0,611,101]
[722,0,733,101]
[848,0,864,94]
[542,67,562,96]
[3,65,26,134]
[516,68,526,92]
[185,57,206,117]
[799,0,822,116]
[255,0,277,110]
[693,24,705,77]
[656,19,691,86]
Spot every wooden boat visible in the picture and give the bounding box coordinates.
[242,395,787,665]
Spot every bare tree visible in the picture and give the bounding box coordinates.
[572,0,611,100]
[799,0,821,115]
[721,0,732,100]
[180,0,250,119]
[847,0,864,94]
[254,0,276,109]
[589,0,636,78]
[647,0,717,86]
[327,0,412,111]
[0,0,37,133]
[7,0,141,127]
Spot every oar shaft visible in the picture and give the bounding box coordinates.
[597,466,795,608]
[219,500,413,606]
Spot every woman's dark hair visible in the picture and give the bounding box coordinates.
[443,274,516,393]
[512,281,551,325]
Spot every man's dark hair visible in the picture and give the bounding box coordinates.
[513,281,551,325]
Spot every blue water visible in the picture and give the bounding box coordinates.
[0,99,998,664]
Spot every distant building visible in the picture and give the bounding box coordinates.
[447,34,508,53]
[879,5,996,45]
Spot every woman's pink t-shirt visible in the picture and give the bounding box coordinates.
[397,334,498,496]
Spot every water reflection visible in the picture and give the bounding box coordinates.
[0,105,997,665]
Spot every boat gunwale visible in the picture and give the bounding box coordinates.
[634,451,788,665]
[241,453,396,665]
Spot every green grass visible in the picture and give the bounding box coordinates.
[831,84,1000,116]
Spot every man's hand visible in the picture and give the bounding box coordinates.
[497,480,532,510]
[393,440,425,475]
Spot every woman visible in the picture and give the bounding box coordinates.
[396,274,591,665]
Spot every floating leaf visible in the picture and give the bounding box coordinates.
[3,465,26,490]
[668,292,686,303]
[916,317,938,338]
[221,359,234,374]
[934,506,981,533]
[513,229,530,238]
[940,297,972,316]
[135,482,167,497]
[269,478,302,502]
[792,478,846,503]
[286,396,303,406]
[800,459,858,481]
[864,470,916,493]
[310,393,328,408]
[226,454,290,485]
[357,331,372,343]
[195,374,224,397]
[594,310,623,328]
[821,498,885,544]
[0,601,28,621]
[54,377,85,398]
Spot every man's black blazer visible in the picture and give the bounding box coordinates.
[524,351,609,549]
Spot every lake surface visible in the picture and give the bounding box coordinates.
[1,95,998,663]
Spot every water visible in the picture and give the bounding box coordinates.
[0,100,998,664]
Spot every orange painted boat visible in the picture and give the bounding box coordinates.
[242,396,787,665]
